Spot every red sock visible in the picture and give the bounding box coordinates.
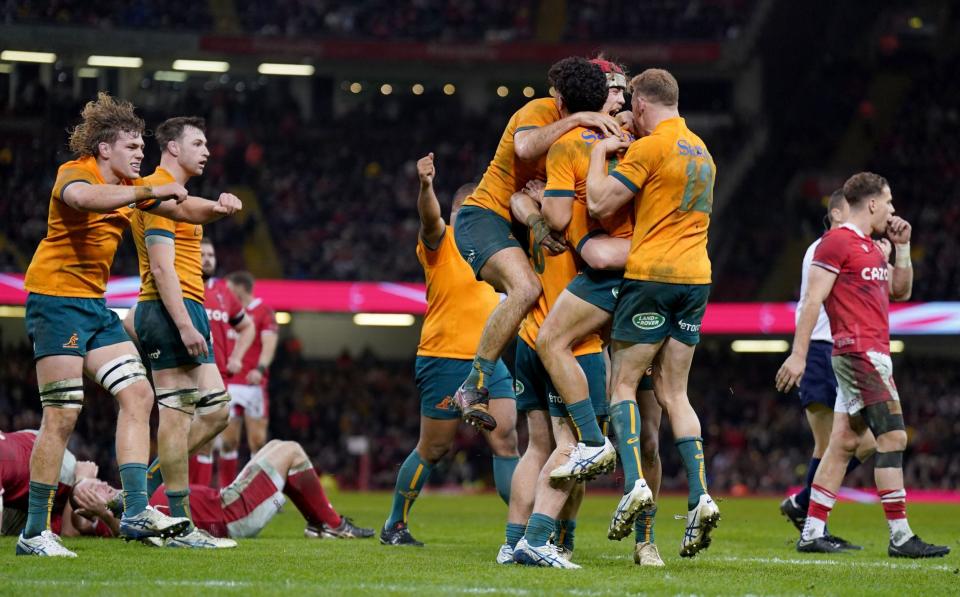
[284,465,341,528]
[218,451,238,489]
[190,454,214,487]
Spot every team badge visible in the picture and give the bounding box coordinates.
[62,333,79,349]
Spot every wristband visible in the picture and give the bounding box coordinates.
[894,243,911,268]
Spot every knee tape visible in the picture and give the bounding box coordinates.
[196,389,230,416]
[861,402,905,436]
[874,451,904,468]
[95,355,148,396]
[156,387,201,415]
[39,378,84,409]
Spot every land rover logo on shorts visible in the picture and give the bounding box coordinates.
[514,379,525,395]
[632,313,665,330]
[612,286,620,299]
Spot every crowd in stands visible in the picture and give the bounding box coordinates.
[2,338,958,495]
[3,0,753,42]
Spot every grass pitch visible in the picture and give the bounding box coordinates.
[1,491,957,595]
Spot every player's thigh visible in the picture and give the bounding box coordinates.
[480,246,539,294]
[610,340,661,401]
[805,403,834,444]
[537,289,611,354]
[652,337,696,402]
[454,206,525,285]
[35,355,84,387]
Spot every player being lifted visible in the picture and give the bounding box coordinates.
[776,172,949,558]
[779,190,875,550]
[381,153,518,547]
[17,93,240,557]
[130,116,242,548]
[582,69,720,558]
[535,58,665,567]
[452,56,623,431]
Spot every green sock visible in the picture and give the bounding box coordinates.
[555,519,576,551]
[610,401,644,490]
[524,513,556,548]
[676,436,707,509]
[465,356,496,390]
[165,488,192,528]
[567,398,604,447]
[24,481,57,538]
[635,506,657,543]
[119,462,149,516]
[146,457,163,500]
[385,451,433,528]
[505,522,525,548]
[492,455,519,505]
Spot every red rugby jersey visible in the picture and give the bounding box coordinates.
[204,278,246,378]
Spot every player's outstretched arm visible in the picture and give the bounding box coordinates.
[415,153,445,249]
[62,181,186,214]
[887,216,913,301]
[146,236,208,358]
[586,137,634,219]
[580,235,630,270]
[776,266,838,392]
[150,193,242,224]
[515,111,621,161]
[247,326,278,385]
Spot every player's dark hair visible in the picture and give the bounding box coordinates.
[226,270,255,293]
[842,172,889,207]
[548,57,608,114]
[155,116,206,153]
[68,91,145,158]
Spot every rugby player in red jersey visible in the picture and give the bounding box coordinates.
[776,172,949,558]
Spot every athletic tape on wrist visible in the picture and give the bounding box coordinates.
[39,378,85,409]
[95,355,147,396]
[895,243,911,268]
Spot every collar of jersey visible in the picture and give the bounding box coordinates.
[839,222,867,238]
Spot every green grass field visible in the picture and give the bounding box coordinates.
[1,492,957,595]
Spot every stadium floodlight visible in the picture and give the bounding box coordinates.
[353,313,415,327]
[411,83,424,95]
[496,86,509,97]
[76,67,99,79]
[380,83,393,95]
[523,86,535,98]
[443,83,456,95]
[172,59,229,73]
[87,55,143,68]
[730,339,790,353]
[154,70,188,82]
[1,50,56,63]
[275,311,292,325]
[257,63,314,76]
[890,340,904,353]
[349,82,362,93]
[0,63,11,74]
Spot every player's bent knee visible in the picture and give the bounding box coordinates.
[39,378,85,411]
[156,387,201,417]
[417,443,449,463]
[876,429,907,452]
[95,354,148,397]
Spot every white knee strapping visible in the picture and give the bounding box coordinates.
[196,389,230,416]
[39,378,84,409]
[156,387,201,415]
[95,355,148,396]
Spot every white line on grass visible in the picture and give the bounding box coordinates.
[598,553,955,572]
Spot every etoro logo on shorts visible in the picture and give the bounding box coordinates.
[632,312,665,330]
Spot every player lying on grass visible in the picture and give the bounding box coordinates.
[776,172,948,559]
[70,439,374,544]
